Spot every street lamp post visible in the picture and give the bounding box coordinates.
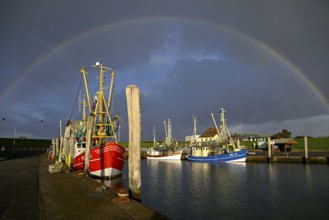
[13,124,18,155]
[0,118,4,138]
[41,120,44,137]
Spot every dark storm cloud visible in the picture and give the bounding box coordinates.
[1,0,328,140]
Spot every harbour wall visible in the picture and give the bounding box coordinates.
[246,155,329,164]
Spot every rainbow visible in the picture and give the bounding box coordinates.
[1,16,328,111]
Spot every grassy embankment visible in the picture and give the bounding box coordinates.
[241,137,329,151]
[0,138,51,160]
[120,137,329,151]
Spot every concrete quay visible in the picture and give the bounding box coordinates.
[0,153,169,220]
[246,150,329,163]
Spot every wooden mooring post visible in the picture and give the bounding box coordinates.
[64,124,71,154]
[304,135,308,159]
[59,136,64,162]
[126,85,142,201]
[267,137,271,162]
[69,137,75,166]
[58,120,63,162]
[52,139,55,158]
[304,135,308,163]
[55,138,59,158]
[84,115,95,174]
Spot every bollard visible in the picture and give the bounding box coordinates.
[126,85,142,201]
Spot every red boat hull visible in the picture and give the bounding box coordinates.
[73,142,125,178]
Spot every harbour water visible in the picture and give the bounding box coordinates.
[104,160,329,220]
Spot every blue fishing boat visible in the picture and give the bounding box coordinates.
[186,108,248,162]
[187,147,248,162]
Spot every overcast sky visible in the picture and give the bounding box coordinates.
[1,0,329,141]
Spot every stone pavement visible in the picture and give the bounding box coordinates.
[0,154,40,219]
[1,153,169,220]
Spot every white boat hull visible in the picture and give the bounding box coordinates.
[146,150,182,160]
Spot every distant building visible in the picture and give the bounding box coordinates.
[185,135,200,142]
[197,128,219,143]
[271,138,297,152]
[189,127,271,145]
[239,133,270,141]
[257,138,297,151]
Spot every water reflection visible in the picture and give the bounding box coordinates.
[98,160,329,220]
[97,176,125,189]
[144,160,184,209]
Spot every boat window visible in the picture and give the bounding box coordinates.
[82,143,86,148]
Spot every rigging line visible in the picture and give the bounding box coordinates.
[69,77,83,120]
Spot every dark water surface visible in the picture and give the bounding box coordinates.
[105,160,329,220]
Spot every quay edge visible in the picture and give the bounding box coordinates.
[246,155,329,164]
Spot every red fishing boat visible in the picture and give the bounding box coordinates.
[73,141,125,178]
[72,62,125,178]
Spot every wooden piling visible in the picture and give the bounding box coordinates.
[69,123,77,166]
[58,120,63,161]
[55,138,59,158]
[84,115,95,174]
[63,138,68,155]
[304,135,308,159]
[126,85,142,201]
[69,137,75,166]
[59,137,64,162]
[267,137,271,162]
[52,139,55,157]
[63,124,71,155]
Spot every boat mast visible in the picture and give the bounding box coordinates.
[82,97,87,121]
[219,108,236,149]
[219,108,226,141]
[107,69,115,110]
[152,126,157,148]
[81,62,118,145]
[164,119,173,146]
[190,115,198,144]
[211,112,223,143]
[80,67,92,114]
[163,120,167,145]
[167,119,173,145]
